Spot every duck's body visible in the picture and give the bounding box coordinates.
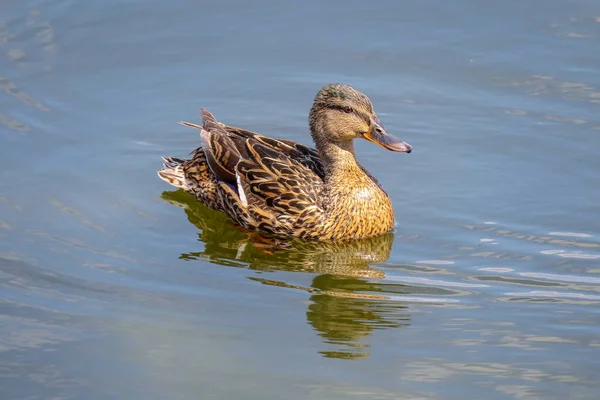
[158,84,411,241]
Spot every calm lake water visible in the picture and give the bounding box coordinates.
[1,1,600,399]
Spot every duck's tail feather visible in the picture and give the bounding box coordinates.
[162,156,186,169]
[157,157,191,190]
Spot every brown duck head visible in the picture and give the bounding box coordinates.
[308,83,412,153]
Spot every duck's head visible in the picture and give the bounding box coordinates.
[309,83,412,153]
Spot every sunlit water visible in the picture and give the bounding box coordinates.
[1,1,600,399]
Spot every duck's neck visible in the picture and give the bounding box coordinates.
[316,140,366,185]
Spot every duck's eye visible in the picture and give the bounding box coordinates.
[343,106,353,113]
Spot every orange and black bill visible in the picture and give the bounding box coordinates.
[364,116,412,153]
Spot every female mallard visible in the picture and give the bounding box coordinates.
[158,84,412,241]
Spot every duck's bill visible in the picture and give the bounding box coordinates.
[364,125,412,153]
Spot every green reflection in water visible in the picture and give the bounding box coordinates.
[308,274,410,359]
[162,190,411,359]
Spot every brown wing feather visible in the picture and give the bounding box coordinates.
[175,109,325,237]
[221,124,325,179]
[183,113,324,180]
[237,139,322,215]
[200,129,241,184]
[214,182,250,225]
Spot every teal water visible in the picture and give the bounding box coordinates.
[1,1,600,399]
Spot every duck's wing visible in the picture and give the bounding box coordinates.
[220,124,325,180]
[181,109,325,237]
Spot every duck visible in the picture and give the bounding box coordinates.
[158,83,412,241]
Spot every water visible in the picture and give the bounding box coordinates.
[1,0,600,398]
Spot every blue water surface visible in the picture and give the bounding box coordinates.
[1,1,600,399]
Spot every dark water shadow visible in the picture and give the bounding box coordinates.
[162,190,412,359]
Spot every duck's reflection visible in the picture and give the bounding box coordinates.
[162,190,411,359]
[307,274,410,359]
